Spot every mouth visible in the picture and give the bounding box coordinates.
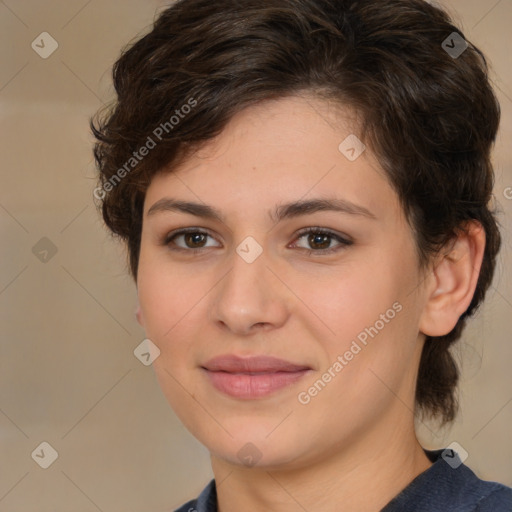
[201,355,312,399]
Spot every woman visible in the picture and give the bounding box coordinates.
[91,0,512,510]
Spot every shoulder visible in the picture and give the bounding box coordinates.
[449,460,512,507]
[174,501,200,512]
[173,479,217,512]
[473,483,512,511]
[382,449,512,512]
[436,453,512,511]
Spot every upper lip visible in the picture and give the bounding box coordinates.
[202,355,311,373]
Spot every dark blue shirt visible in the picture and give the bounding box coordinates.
[174,449,512,511]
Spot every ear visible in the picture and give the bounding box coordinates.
[419,221,486,337]
[135,300,145,328]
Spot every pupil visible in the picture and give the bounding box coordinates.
[183,233,331,250]
[310,233,329,249]
[187,233,205,248]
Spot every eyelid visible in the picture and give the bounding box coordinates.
[162,226,353,253]
[293,226,353,244]
[163,227,221,248]
[290,226,353,254]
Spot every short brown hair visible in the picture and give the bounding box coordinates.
[91,0,501,424]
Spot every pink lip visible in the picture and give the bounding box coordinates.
[201,355,312,399]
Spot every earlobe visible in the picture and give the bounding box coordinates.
[135,302,145,327]
[419,221,486,337]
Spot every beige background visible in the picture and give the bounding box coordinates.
[0,1,511,511]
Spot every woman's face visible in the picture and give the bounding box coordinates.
[137,95,429,469]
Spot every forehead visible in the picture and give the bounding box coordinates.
[144,95,400,225]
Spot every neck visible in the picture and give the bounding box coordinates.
[211,410,432,512]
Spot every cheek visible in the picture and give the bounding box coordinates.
[302,252,419,384]
[136,256,205,421]
[136,250,215,401]
[296,304,418,434]
[292,260,398,347]
[136,247,200,340]
[137,270,170,339]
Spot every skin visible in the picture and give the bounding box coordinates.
[136,94,485,511]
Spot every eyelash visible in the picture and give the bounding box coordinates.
[162,227,353,256]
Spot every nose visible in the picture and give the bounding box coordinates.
[210,245,290,336]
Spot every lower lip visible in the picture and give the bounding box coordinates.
[203,369,310,399]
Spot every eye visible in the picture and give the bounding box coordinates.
[290,227,353,255]
[164,228,220,253]
[162,226,352,255]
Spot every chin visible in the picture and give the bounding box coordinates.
[197,422,311,469]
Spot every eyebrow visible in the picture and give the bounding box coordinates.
[146,197,377,223]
